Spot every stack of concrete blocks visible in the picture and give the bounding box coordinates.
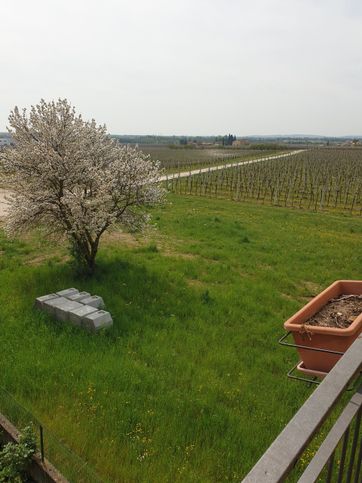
[35,288,113,331]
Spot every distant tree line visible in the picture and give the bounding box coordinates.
[114,134,239,146]
[109,134,362,147]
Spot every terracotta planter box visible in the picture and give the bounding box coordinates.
[296,361,327,379]
[284,280,362,373]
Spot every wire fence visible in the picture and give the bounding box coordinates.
[0,386,103,483]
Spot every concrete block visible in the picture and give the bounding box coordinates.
[67,291,90,303]
[80,295,104,309]
[35,293,59,309]
[68,304,98,326]
[55,300,84,322]
[43,297,69,315]
[56,288,79,298]
[82,310,113,331]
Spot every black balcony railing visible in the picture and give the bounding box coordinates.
[0,386,102,482]
[242,334,362,482]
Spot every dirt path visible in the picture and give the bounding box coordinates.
[0,150,305,218]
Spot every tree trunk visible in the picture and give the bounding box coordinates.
[70,236,98,276]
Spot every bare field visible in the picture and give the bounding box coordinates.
[140,145,284,171]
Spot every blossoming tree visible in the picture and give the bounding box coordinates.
[1,99,164,274]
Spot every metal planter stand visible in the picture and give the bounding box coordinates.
[279,331,345,386]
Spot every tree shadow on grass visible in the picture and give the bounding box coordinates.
[13,254,199,341]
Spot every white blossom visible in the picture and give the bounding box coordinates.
[0,99,164,272]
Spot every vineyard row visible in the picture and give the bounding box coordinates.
[164,149,362,215]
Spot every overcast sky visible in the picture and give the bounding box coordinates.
[1,0,362,136]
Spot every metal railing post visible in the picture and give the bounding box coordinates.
[39,424,45,462]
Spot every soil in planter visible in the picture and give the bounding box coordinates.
[305,294,362,329]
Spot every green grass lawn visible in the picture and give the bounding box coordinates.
[0,194,361,482]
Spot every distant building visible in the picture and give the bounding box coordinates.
[341,139,360,147]
[232,139,250,147]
